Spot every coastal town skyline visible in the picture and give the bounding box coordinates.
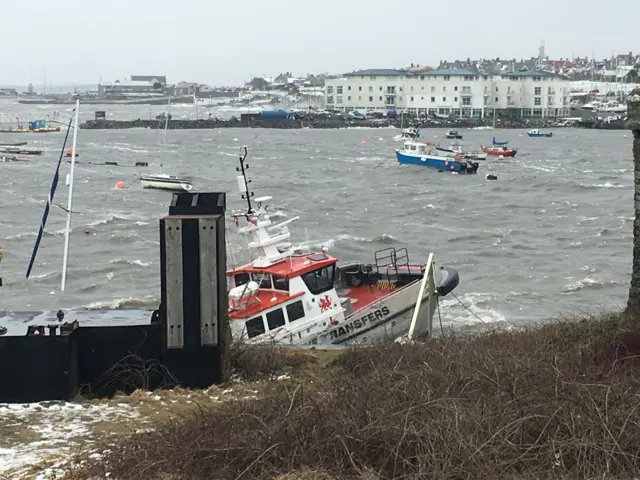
[1,50,639,94]
[2,0,639,87]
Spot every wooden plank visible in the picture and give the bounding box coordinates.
[164,218,184,349]
[199,216,218,346]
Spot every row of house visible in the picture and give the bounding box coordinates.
[323,49,640,118]
[435,52,639,81]
[245,72,326,92]
[325,67,572,118]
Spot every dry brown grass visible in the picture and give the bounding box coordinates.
[65,311,640,480]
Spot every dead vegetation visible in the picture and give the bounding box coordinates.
[65,311,640,479]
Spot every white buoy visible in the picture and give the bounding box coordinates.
[498,155,504,159]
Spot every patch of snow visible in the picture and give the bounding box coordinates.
[0,401,139,479]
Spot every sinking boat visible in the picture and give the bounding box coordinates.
[0,155,28,162]
[228,147,460,345]
[0,147,43,155]
[396,141,480,174]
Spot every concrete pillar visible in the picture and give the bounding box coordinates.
[626,88,640,311]
[159,192,228,388]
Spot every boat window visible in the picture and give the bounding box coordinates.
[410,144,416,151]
[273,275,289,291]
[266,308,286,330]
[301,264,335,295]
[251,273,272,288]
[234,272,250,287]
[286,300,305,322]
[246,316,266,339]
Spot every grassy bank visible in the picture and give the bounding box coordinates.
[60,311,640,479]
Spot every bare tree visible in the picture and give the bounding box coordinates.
[626,88,640,311]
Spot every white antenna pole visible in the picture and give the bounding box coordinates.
[61,96,80,291]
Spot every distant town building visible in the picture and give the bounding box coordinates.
[0,88,18,97]
[244,73,326,92]
[131,75,167,86]
[174,82,199,96]
[98,75,168,98]
[324,67,572,118]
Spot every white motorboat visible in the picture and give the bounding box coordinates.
[140,173,193,191]
[393,127,420,141]
[227,147,460,345]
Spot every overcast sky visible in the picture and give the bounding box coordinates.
[2,0,638,87]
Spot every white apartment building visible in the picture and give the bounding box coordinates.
[325,68,571,118]
[324,69,406,112]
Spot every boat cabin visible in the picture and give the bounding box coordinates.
[402,141,430,154]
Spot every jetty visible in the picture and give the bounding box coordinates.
[80,116,565,131]
[0,192,229,403]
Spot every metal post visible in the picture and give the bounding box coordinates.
[625,89,640,311]
[61,97,80,291]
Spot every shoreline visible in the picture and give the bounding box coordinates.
[80,117,572,130]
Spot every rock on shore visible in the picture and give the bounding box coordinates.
[79,116,568,131]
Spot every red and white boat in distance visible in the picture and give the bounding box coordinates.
[226,147,460,346]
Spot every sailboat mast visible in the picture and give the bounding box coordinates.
[160,95,171,172]
[61,96,80,291]
[160,113,169,172]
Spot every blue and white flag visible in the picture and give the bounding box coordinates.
[26,113,75,278]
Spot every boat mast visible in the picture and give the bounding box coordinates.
[60,95,80,291]
[160,96,170,173]
[236,147,253,215]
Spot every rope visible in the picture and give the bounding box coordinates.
[450,291,487,324]
[436,296,444,335]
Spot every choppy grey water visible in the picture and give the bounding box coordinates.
[0,100,634,330]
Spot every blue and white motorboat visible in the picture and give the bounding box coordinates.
[395,141,480,174]
[527,129,553,137]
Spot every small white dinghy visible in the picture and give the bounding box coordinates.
[140,173,193,191]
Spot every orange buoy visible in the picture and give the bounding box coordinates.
[115,181,125,189]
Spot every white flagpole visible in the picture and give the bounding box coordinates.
[61,95,80,291]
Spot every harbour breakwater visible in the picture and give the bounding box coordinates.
[80,116,566,130]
